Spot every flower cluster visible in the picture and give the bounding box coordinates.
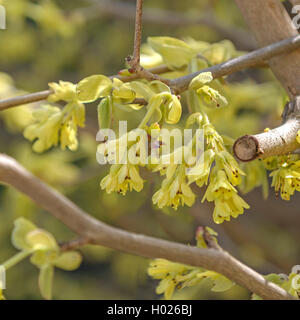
[263,155,300,201]
[24,81,85,152]
[187,114,248,224]
[21,36,250,224]
[148,227,234,299]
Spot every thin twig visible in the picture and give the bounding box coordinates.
[0,153,295,300]
[126,0,172,86]
[60,237,90,251]
[128,0,144,70]
[1,36,299,112]
[0,90,53,111]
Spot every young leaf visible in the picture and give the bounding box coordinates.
[189,72,213,90]
[148,37,196,69]
[76,75,112,103]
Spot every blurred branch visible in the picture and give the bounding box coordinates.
[1,36,299,112]
[77,0,256,50]
[235,0,300,98]
[0,153,295,300]
[0,90,52,111]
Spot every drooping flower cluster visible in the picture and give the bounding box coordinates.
[185,114,248,223]
[263,155,300,200]
[100,164,144,195]
[24,81,85,152]
[21,36,251,224]
[152,164,196,210]
[148,227,234,299]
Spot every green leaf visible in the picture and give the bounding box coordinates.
[39,264,54,300]
[76,75,112,103]
[26,229,58,251]
[97,97,112,129]
[11,218,36,251]
[189,72,213,90]
[148,37,196,69]
[54,251,82,271]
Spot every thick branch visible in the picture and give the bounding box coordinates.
[1,36,299,112]
[0,153,295,300]
[234,97,300,161]
[235,0,300,98]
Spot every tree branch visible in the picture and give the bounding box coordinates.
[0,153,295,300]
[234,97,300,161]
[1,35,299,112]
[170,35,300,93]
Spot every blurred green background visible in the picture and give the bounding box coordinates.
[0,0,299,300]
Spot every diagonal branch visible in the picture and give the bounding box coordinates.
[1,35,299,112]
[0,153,295,300]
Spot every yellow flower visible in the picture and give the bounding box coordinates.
[187,149,215,187]
[60,122,78,151]
[48,81,77,103]
[203,169,249,224]
[100,164,144,195]
[216,151,245,186]
[270,166,300,200]
[152,166,196,210]
[148,259,193,300]
[24,105,62,153]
